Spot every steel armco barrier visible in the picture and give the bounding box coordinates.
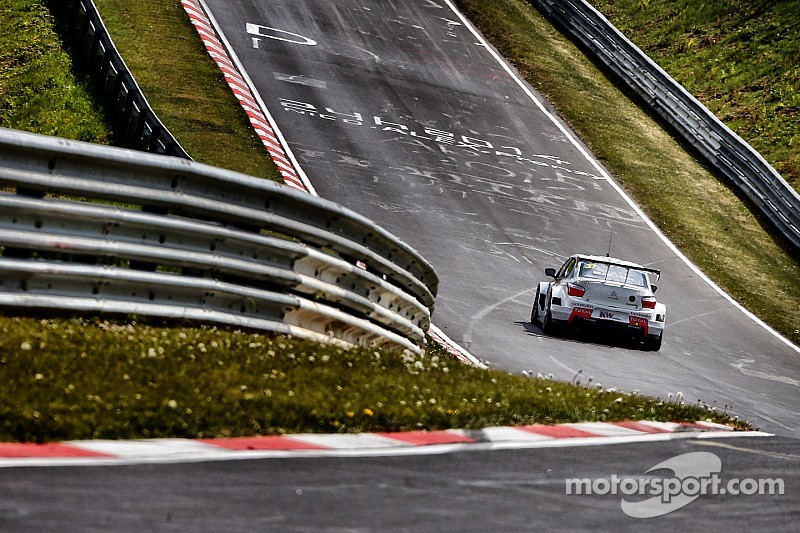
[530,0,800,252]
[60,0,190,159]
[0,128,438,354]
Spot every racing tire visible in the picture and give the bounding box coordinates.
[531,287,541,325]
[542,308,559,336]
[644,333,663,352]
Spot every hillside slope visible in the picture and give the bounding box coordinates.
[592,0,800,192]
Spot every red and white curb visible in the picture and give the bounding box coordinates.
[180,0,314,194]
[428,324,487,368]
[0,422,770,468]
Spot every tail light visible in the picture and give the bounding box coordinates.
[567,283,586,297]
[641,296,657,309]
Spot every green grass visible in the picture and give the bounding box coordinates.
[591,0,800,192]
[91,0,281,181]
[0,317,748,442]
[0,0,111,142]
[454,0,800,345]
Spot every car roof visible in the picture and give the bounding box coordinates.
[574,254,661,277]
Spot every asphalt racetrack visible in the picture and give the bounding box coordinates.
[199,0,800,436]
[1,435,797,530]
[2,2,799,530]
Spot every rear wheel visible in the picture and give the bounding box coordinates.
[644,333,663,352]
[531,287,541,324]
[542,307,558,336]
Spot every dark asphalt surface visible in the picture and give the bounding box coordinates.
[5,1,798,531]
[1,436,798,531]
[199,0,800,436]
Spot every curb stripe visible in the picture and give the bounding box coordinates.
[199,436,327,451]
[517,424,600,439]
[0,422,769,467]
[612,421,672,434]
[564,422,649,437]
[65,439,220,458]
[482,426,555,442]
[285,433,415,450]
[375,430,475,446]
[179,0,307,193]
[637,421,684,432]
[0,443,111,458]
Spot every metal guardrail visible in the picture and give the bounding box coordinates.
[530,0,800,252]
[59,0,190,159]
[0,128,438,354]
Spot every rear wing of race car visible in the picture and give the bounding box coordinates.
[577,257,661,281]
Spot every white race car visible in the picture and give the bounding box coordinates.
[531,254,666,351]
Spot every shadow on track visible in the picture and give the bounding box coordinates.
[515,320,653,352]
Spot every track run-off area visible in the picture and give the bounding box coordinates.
[195,0,799,436]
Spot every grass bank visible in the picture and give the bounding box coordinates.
[0,317,748,442]
[89,0,281,180]
[592,0,800,192]
[0,0,110,142]
[454,0,800,345]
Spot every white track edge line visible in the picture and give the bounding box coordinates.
[195,0,317,196]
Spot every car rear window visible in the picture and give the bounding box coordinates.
[579,262,609,280]
[579,262,648,287]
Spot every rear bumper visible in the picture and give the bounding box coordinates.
[551,303,664,338]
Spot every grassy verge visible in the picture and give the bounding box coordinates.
[83,0,282,181]
[0,317,748,442]
[454,0,800,346]
[591,0,800,192]
[0,0,111,142]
